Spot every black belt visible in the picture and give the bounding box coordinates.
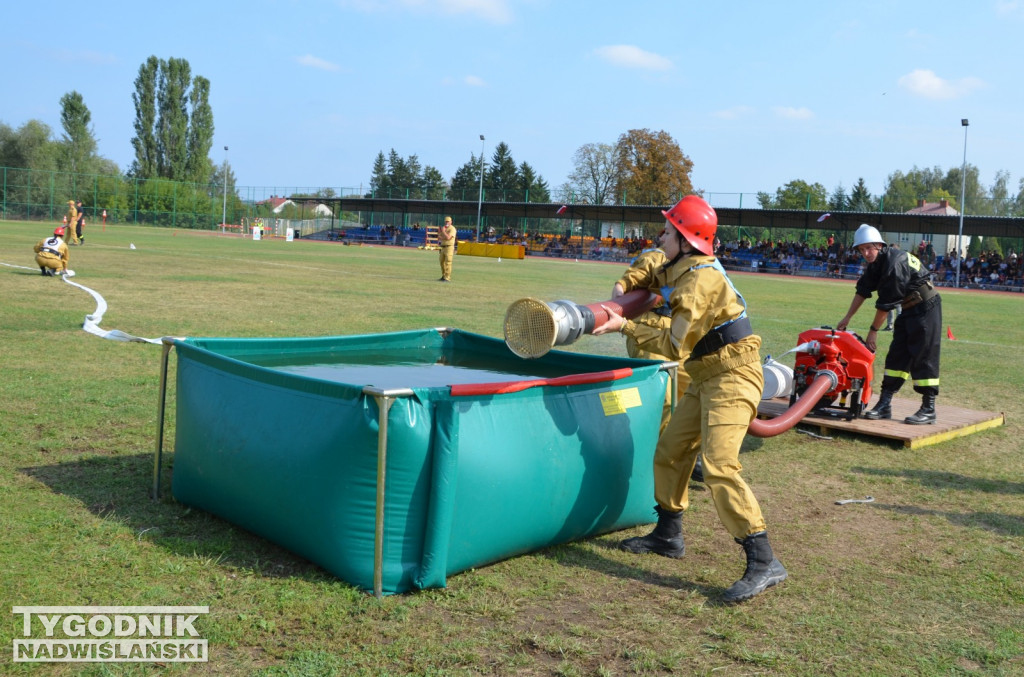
[689,316,753,361]
[902,281,937,311]
[42,248,61,256]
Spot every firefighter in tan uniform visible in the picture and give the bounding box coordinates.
[438,216,457,282]
[613,248,704,482]
[34,227,70,276]
[63,201,79,244]
[594,195,786,603]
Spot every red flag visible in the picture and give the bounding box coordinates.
[947,326,955,340]
[556,205,568,215]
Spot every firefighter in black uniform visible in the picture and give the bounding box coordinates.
[836,224,941,424]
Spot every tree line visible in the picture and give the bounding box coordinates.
[367,142,552,204]
[756,167,1023,217]
[0,56,237,228]
[3,58,1024,236]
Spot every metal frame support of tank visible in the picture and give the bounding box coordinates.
[661,362,679,414]
[152,337,184,500]
[365,386,414,599]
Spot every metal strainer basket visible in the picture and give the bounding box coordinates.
[503,298,587,359]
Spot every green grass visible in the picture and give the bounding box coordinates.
[2,220,1022,676]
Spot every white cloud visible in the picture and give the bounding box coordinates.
[296,54,341,71]
[440,75,486,86]
[772,106,814,120]
[593,45,672,71]
[897,69,984,100]
[714,106,755,120]
[337,0,513,23]
[996,0,1020,15]
[438,0,513,23]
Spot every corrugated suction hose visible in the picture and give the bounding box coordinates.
[748,370,838,437]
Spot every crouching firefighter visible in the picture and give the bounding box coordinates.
[593,195,787,603]
[836,224,942,425]
[34,227,70,276]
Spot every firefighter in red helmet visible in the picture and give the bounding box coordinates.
[612,246,704,482]
[34,227,70,276]
[594,195,786,603]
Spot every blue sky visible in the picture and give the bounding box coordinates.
[4,0,1022,205]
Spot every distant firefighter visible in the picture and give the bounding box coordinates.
[35,227,70,276]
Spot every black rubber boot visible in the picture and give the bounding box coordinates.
[722,532,787,604]
[691,457,704,483]
[905,394,936,425]
[863,390,895,420]
[620,505,685,558]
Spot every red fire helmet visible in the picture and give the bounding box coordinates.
[661,195,717,256]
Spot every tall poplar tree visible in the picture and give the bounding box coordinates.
[58,91,97,175]
[157,57,191,181]
[130,56,214,183]
[186,76,214,185]
[130,56,159,178]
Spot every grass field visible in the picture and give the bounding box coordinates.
[2,220,1022,676]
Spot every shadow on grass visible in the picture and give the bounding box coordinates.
[851,466,1024,495]
[20,452,337,583]
[536,484,737,606]
[863,503,1023,537]
[850,467,1024,537]
[541,539,728,601]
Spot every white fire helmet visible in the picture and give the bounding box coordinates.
[853,224,884,248]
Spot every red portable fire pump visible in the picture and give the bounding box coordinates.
[788,327,875,421]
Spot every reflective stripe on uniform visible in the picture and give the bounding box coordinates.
[884,368,910,380]
[688,259,748,328]
[913,378,940,387]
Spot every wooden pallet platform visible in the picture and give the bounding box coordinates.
[756,396,1004,449]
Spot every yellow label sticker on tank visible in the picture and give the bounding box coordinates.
[599,388,642,416]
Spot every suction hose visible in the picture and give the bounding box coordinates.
[504,290,660,359]
[748,369,838,438]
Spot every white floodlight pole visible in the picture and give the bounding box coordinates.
[476,134,485,241]
[955,120,968,289]
[222,146,229,234]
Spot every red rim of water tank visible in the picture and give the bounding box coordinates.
[448,368,634,397]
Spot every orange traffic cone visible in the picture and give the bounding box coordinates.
[947,326,956,340]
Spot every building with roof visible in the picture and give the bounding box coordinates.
[894,199,968,256]
[257,195,333,216]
